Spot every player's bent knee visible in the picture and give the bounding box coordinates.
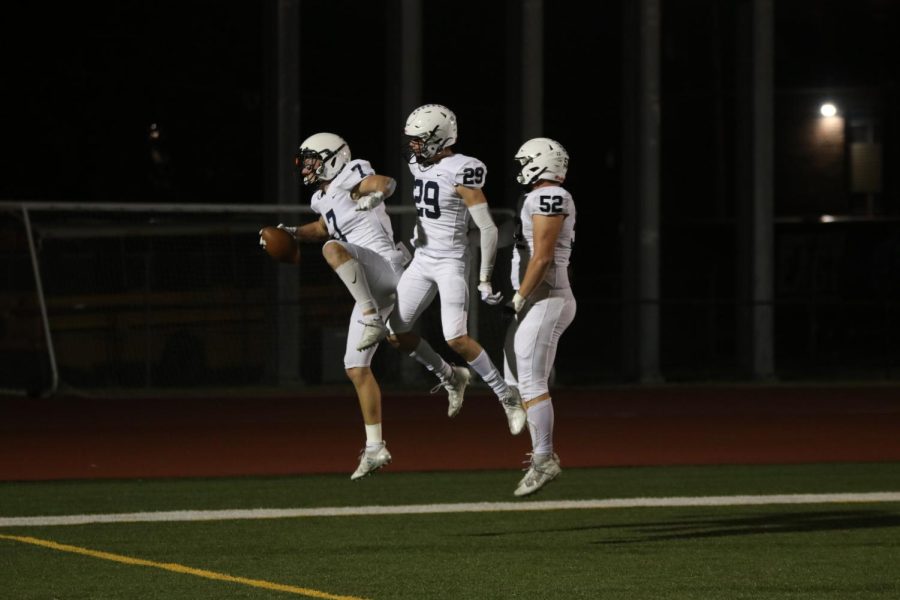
[390,331,417,352]
[445,335,469,355]
[345,365,372,385]
[322,240,349,265]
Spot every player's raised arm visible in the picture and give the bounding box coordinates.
[353,175,397,212]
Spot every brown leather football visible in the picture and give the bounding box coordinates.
[260,226,300,264]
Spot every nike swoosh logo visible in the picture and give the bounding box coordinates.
[351,274,357,284]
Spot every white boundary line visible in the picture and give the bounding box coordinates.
[2,492,900,528]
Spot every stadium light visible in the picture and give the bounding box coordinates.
[820,102,838,118]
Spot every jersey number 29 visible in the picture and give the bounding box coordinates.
[413,179,441,219]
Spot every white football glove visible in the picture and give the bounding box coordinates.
[258,228,268,249]
[478,281,503,305]
[512,292,527,313]
[277,223,298,238]
[355,191,384,212]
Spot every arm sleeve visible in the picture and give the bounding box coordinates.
[468,202,498,282]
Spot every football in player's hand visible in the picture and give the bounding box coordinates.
[259,226,300,264]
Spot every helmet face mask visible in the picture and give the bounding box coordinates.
[295,151,323,186]
[514,137,569,185]
[404,104,458,163]
[296,132,351,185]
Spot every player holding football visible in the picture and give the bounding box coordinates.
[505,137,577,497]
[362,104,525,435]
[260,132,406,480]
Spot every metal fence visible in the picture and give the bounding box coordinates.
[2,202,900,397]
[0,201,516,396]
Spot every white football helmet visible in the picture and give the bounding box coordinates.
[514,137,569,185]
[296,132,351,185]
[404,104,457,162]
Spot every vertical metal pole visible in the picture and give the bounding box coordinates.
[736,0,774,380]
[144,247,152,387]
[22,207,59,396]
[394,0,422,232]
[389,0,424,383]
[622,0,662,383]
[638,0,662,383]
[384,0,422,245]
[265,0,302,385]
[489,0,543,346]
[521,0,543,141]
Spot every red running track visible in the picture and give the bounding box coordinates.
[1,385,899,481]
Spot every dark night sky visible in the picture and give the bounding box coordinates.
[5,1,898,207]
[4,2,263,202]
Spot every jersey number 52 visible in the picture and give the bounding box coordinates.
[539,195,564,214]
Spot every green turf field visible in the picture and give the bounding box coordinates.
[2,463,899,599]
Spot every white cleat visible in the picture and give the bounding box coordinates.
[499,386,526,435]
[356,316,388,351]
[350,443,392,480]
[514,452,561,497]
[431,366,472,417]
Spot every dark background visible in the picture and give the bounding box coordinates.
[7,1,898,207]
[3,0,900,387]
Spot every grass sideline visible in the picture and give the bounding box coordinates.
[1,463,899,599]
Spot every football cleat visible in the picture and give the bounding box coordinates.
[499,386,526,435]
[514,452,561,497]
[431,366,471,417]
[356,316,388,351]
[350,443,392,480]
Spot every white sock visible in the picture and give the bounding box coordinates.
[365,424,383,450]
[409,339,452,380]
[527,399,554,455]
[503,350,518,388]
[468,350,509,397]
[335,259,376,313]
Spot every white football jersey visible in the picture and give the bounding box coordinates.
[310,159,396,256]
[516,185,576,290]
[407,153,487,259]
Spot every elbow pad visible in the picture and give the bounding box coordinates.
[468,203,498,281]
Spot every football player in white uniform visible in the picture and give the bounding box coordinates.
[381,104,526,434]
[260,132,405,480]
[507,137,577,497]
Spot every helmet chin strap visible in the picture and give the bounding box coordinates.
[528,166,549,185]
[406,132,442,167]
[417,126,442,160]
[325,143,347,160]
[313,143,347,182]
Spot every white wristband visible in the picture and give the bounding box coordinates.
[512,292,527,313]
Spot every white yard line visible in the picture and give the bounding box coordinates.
[2,492,899,528]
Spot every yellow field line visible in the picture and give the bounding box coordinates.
[0,534,367,600]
